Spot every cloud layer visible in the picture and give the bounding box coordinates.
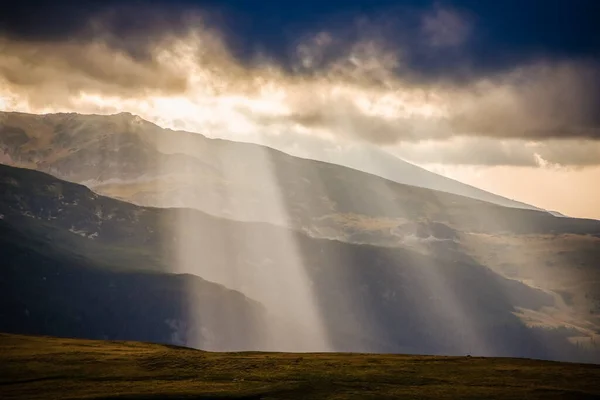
[1,2,599,167]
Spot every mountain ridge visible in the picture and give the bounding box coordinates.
[4,112,600,247]
[1,111,543,215]
[2,162,599,362]
[2,111,600,362]
[257,132,541,211]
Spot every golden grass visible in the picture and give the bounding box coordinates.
[2,333,600,399]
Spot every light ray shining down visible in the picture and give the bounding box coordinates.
[166,139,331,351]
[1,6,599,362]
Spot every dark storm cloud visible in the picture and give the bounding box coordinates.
[447,62,600,141]
[391,137,600,168]
[0,2,230,100]
[2,0,598,74]
[394,139,540,167]
[0,1,194,41]
[0,37,189,100]
[0,1,228,61]
[252,60,600,143]
[1,0,599,149]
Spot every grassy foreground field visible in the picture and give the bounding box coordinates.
[1,333,600,399]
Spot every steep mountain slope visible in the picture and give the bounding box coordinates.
[0,168,269,351]
[2,111,600,358]
[1,164,599,362]
[0,110,541,212]
[1,235,268,351]
[1,111,598,240]
[258,133,539,210]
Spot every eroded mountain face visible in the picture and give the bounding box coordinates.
[1,112,598,235]
[1,112,600,361]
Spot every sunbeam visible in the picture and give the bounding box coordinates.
[1,1,600,371]
[166,140,331,352]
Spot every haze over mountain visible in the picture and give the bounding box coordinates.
[1,4,600,399]
[1,112,600,363]
[256,133,541,211]
[2,163,599,363]
[0,111,540,212]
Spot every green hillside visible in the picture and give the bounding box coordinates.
[2,333,600,400]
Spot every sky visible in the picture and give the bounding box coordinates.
[1,0,599,218]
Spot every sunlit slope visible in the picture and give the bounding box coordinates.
[0,110,538,213]
[2,333,600,400]
[259,133,540,210]
[2,164,599,362]
[462,233,600,339]
[3,111,594,238]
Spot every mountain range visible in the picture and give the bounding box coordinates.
[0,112,595,236]
[4,111,534,213]
[1,111,599,363]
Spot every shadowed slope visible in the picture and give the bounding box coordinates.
[2,164,599,362]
